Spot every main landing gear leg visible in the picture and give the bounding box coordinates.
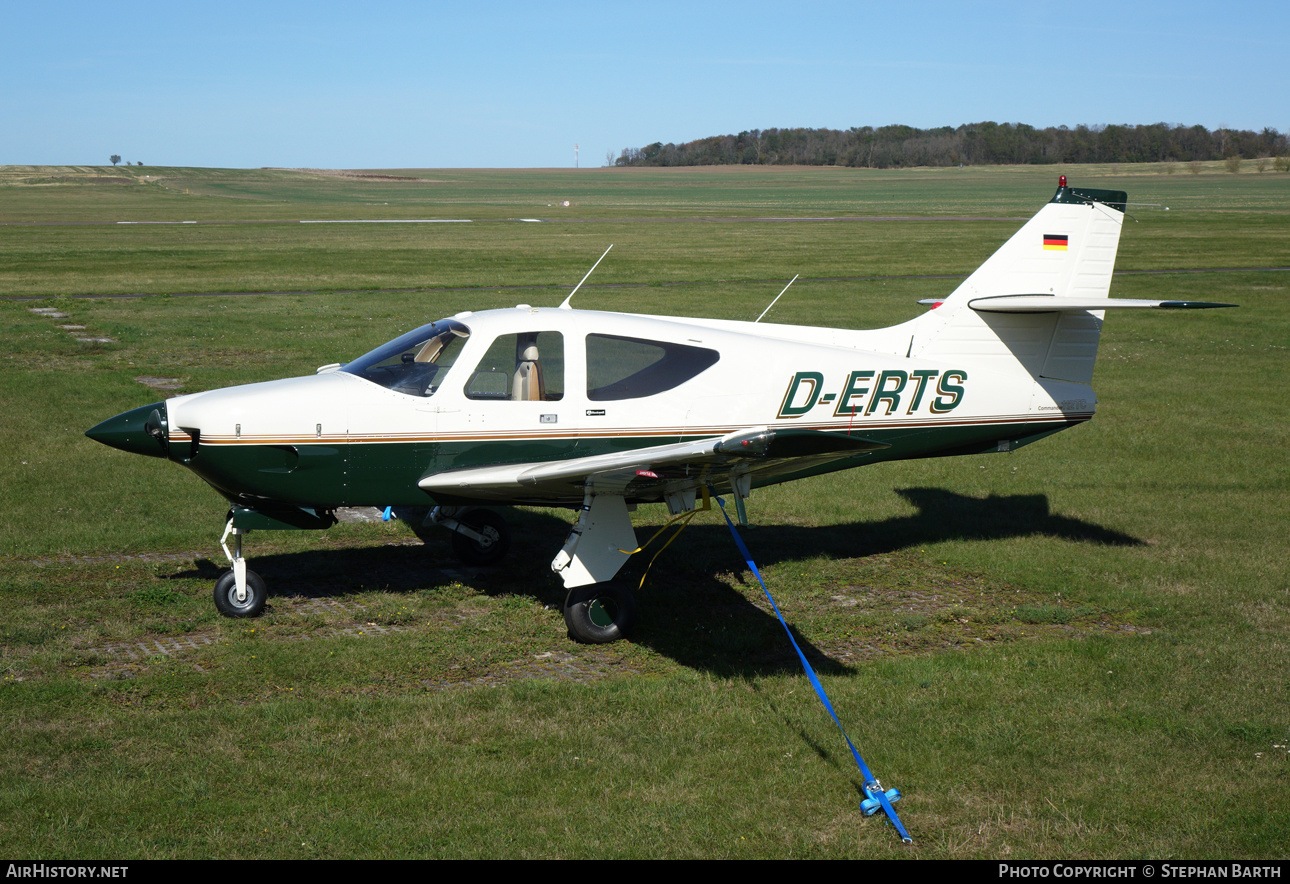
[214,518,267,617]
[550,491,641,643]
[421,506,512,566]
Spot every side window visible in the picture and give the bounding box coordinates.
[586,334,719,401]
[464,332,564,401]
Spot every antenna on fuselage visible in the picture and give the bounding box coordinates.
[558,244,613,309]
[755,274,799,323]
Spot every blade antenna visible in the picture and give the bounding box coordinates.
[755,274,799,323]
[559,244,613,309]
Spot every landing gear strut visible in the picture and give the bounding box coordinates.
[447,508,511,565]
[216,519,266,618]
[408,506,512,566]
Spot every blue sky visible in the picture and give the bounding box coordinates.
[3,0,1285,168]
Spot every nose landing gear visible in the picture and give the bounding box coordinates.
[208,505,516,620]
[215,518,266,618]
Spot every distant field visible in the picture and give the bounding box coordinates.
[1,163,1286,302]
[0,165,1287,859]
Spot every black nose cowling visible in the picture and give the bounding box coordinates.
[86,401,169,458]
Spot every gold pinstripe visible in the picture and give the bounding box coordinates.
[196,411,1092,446]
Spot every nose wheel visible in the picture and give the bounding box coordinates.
[213,567,266,617]
[215,518,267,618]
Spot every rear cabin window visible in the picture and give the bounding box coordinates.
[585,334,719,401]
[464,331,564,401]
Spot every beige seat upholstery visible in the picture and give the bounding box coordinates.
[512,345,545,401]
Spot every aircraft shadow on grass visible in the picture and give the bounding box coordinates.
[170,487,1141,678]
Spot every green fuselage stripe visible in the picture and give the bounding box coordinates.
[179,417,1086,510]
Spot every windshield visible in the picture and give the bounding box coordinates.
[340,319,471,397]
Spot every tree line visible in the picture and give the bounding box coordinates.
[614,123,1288,168]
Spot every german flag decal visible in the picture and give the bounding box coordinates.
[1043,233,1069,250]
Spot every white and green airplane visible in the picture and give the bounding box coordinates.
[87,178,1230,643]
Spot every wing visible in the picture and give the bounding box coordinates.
[418,425,889,506]
[422,426,889,589]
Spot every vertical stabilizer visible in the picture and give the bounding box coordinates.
[909,182,1127,383]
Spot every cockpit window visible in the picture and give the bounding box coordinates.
[341,319,470,397]
[586,334,719,401]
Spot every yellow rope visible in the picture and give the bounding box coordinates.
[616,487,713,591]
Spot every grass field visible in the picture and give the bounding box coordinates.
[1,163,1287,859]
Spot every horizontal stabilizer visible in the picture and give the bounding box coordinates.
[969,295,1237,313]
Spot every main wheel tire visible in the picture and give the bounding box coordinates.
[213,568,267,618]
[450,509,511,565]
[563,584,637,644]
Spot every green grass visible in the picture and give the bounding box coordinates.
[2,164,1285,300]
[1,164,1287,858]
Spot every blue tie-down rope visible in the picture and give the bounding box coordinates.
[713,493,913,844]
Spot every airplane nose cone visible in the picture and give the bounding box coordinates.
[86,401,170,458]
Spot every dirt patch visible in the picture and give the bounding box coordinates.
[417,650,620,690]
[30,550,206,568]
[135,376,184,390]
[277,168,438,183]
[73,595,627,690]
[816,580,1145,663]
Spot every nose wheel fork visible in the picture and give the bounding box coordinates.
[215,518,267,617]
